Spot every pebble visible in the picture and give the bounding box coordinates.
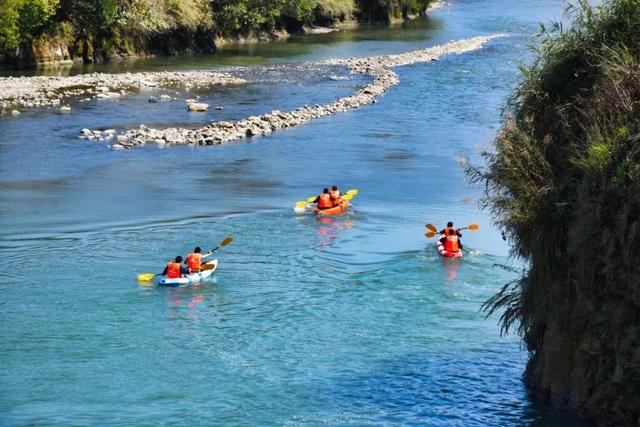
[0,70,246,112]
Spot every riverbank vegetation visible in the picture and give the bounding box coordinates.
[0,0,434,66]
[472,0,640,423]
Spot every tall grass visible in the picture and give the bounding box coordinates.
[471,0,640,419]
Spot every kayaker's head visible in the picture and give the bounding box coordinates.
[332,185,338,191]
[175,255,183,263]
[448,229,456,236]
[447,221,454,227]
[323,188,329,194]
[193,247,202,253]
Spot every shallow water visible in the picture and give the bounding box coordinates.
[1,0,593,425]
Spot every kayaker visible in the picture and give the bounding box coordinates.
[439,221,462,238]
[185,246,213,273]
[440,229,463,253]
[314,188,333,210]
[162,256,190,279]
[329,185,342,206]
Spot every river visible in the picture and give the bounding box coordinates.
[0,0,592,425]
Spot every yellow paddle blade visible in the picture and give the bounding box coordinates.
[296,201,308,207]
[137,273,155,281]
[467,224,479,230]
[306,196,316,203]
[342,194,353,200]
[424,232,436,238]
[425,223,438,233]
[219,236,234,247]
[346,189,358,196]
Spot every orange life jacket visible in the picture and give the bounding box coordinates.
[317,193,332,209]
[444,226,458,236]
[445,235,460,253]
[186,253,202,272]
[166,262,182,278]
[329,190,341,205]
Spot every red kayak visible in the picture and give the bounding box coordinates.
[437,239,463,259]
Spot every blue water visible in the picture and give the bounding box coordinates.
[1,0,592,425]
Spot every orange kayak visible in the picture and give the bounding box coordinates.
[314,199,350,216]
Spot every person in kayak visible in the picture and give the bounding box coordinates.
[440,228,463,253]
[314,188,333,210]
[439,221,462,238]
[329,185,342,206]
[162,256,190,279]
[185,247,213,273]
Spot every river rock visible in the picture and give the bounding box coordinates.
[187,102,209,112]
[160,95,171,101]
[59,106,71,112]
[11,109,20,116]
[148,96,158,103]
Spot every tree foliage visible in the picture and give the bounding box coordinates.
[0,0,59,49]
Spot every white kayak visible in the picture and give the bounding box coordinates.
[158,259,218,287]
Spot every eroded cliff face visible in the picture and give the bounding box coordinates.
[477,0,640,424]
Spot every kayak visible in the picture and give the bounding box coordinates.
[158,259,218,286]
[437,240,463,259]
[314,199,350,216]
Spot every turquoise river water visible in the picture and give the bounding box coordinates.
[1,0,594,425]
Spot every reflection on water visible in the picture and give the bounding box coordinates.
[314,215,354,248]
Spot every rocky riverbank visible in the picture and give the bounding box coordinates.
[81,35,502,149]
[0,71,245,113]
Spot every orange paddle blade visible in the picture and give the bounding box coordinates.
[424,232,436,238]
[467,224,479,230]
[425,224,438,233]
[219,236,234,246]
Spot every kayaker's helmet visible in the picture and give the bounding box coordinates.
[332,185,338,191]
[175,255,183,262]
[194,247,202,253]
[447,221,454,227]
[323,188,329,193]
[448,229,456,236]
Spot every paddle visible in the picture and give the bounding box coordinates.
[424,224,479,238]
[136,236,234,279]
[137,272,160,282]
[424,223,479,233]
[199,236,234,270]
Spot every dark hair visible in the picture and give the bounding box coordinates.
[175,255,183,262]
[448,229,456,236]
[323,188,329,193]
[332,185,338,191]
[194,247,201,253]
[447,221,454,227]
